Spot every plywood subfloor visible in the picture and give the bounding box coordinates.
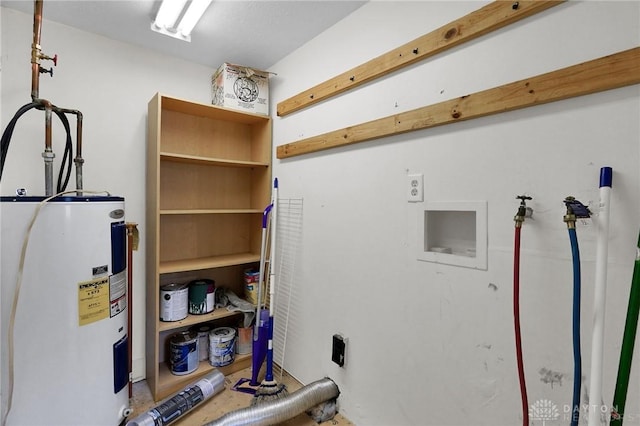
[130,366,354,425]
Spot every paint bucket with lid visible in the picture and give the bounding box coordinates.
[209,327,236,367]
[188,279,215,315]
[160,282,188,322]
[190,323,213,362]
[169,330,199,376]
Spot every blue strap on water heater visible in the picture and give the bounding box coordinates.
[113,336,128,393]
[111,221,126,274]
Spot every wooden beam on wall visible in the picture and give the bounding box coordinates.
[276,47,640,159]
[276,0,565,117]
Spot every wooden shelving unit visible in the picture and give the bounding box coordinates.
[146,93,271,401]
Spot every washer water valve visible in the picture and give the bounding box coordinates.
[514,195,533,227]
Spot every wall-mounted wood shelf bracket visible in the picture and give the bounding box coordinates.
[276,0,565,117]
[276,47,640,159]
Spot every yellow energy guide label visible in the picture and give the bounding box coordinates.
[78,277,110,326]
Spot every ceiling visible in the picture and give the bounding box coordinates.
[1,0,366,71]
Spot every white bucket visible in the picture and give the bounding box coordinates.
[190,323,213,362]
[209,327,236,367]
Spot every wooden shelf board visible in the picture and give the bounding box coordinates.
[277,46,640,159]
[159,253,260,274]
[276,0,564,116]
[160,209,263,215]
[158,309,243,333]
[160,95,270,124]
[157,353,252,399]
[160,152,269,168]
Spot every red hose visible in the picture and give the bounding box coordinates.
[513,225,529,426]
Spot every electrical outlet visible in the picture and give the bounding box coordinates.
[407,173,423,202]
[332,334,346,367]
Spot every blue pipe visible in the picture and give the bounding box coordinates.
[568,227,582,426]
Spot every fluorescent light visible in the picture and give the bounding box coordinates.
[178,0,213,37]
[151,0,212,42]
[153,0,187,30]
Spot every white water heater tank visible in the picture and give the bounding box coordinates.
[0,195,130,425]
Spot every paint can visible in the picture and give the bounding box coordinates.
[160,282,188,322]
[169,330,199,376]
[236,326,252,355]
[189,323,213,362]
[188,279,215,315]
[209,327,236,367]
[244,269,260,305]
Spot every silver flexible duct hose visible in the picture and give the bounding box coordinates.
[127,370,226,426]
[205,378,340,426]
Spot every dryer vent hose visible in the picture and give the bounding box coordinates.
[206,377,340,426]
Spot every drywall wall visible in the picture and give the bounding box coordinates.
[0,7,213,383]
[0,3,3,413]
[1,2,639,425]
[269,1,640,425]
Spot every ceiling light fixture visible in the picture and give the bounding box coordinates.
[151,0,213,42]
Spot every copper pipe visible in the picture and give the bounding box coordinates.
[125,223,138,400]
[74,111,84,191]
[43,102,51,149]
[57,108,85,191]
[31,0,56,195]
[57,108,84,158]
[30,0,86,194]
[31,0,43,100]
[42,100,55,195]
[75,111,83,160]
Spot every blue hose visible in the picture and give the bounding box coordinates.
[568,227,582,426]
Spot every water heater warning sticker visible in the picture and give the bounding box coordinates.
[78,277,110,326]
[110,270,126,317]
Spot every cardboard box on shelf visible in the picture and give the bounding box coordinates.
[211,63,270,116]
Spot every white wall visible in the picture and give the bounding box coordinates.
[1,2,639,426]
[270,1,640,425]
[0,3,3,411]
[0,7,213,381]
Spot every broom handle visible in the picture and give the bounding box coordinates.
[609,231,640,425]
[254,204,272,341]
[588,167,613,426]
[269,178,278,317]
[266,178,278,381]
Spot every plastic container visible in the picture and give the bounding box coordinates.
[189,323,214,362]
[236,326,253,355]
